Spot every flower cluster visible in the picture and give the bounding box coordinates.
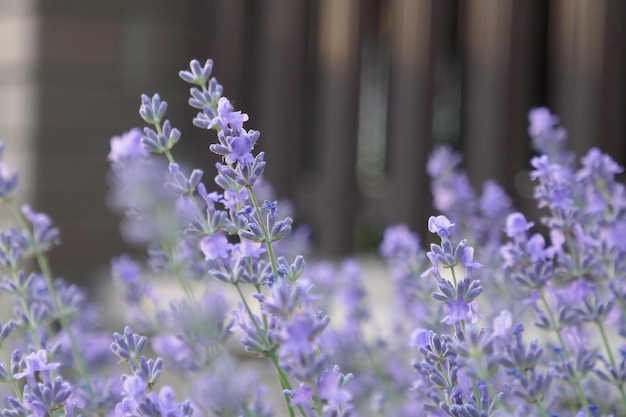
[1,55,626,417]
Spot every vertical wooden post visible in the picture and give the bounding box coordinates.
[312,0,361,255]
[462,0,513,188]
[249,1,309,199]
[383,0,436,231]
[549,0,625,161]
[549,0,604,156]
[204,0,248,105]
[462,0,545,196]
[599,1,626,162]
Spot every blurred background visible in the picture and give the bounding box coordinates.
[0,0,625,285]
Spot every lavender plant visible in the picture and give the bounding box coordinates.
[1,56,625,417]
[107,59,353,417]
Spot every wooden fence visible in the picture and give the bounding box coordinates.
[1,0,624,280]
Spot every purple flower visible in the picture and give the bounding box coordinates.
[21,205,50,229]
[480,180,511,218]
[431,175,476,214]
[561,326,592,354]
[115,397,137,416]
[179,59,214,86]
[231,239,265,259]
[0,146,19,199]
[455,368,474,400]
[527,234,552,263]
[441,297,479,325]
[318,367,353,416]
[151,334,196,371]
[529,155,559,181]
[409,328,430,349]
[148,386,187,417]
[505,212,534,238]
[528,107,559,137]
[111,326,148,362]
[22,376,74,417]
[139,93,168,125]
[256,278,309,318]
[111,254,141,283]
[200,233,232,260]
[577,147,623,180]
[167,163,204,196]
[493,310,513,337]
[285,383,314,408]
[108,128,148,163]
[197,184,221,210]
[192,363,256,416]
[209,97,249,134]
[379,224,420,259]
[428,215,455,238]
[14,350,60,387]
[232,303,279,355]
[460,245,481,270]
[121,375,147,398]
[154,291,231,370]
[221,189,249,211]
[548,279,593,309]
[607,220,626,251]
[21,204,60,250]
[548,186,574,210]
[577,405,600,417]
[225,131,256,165]
[280,315,320,357]
[426,145,462,177]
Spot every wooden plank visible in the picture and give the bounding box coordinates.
[248,0,309,199]
[462,0,545,199]
[382,0,436,231]
[549,0,625,163]
[310,0,361,255]
[462,0,513,188]
[204,0,248,108]
[548,0,606,157]
[599,0,626,163]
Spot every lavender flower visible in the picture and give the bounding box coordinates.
[426,145,512,249]
[111,326,148,363]
[21,205,60,252]
[0,144,19,200]
[108,128,149,163]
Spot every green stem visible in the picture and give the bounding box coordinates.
[0,347,23,401]
[163,149,175,164]
[538,289,590,415]
[449,257,458,288]
[35,247,96,398]
[243,189,308,414]
[10,268,42,348]
[535,400,549,417]
[162,236,196,303]
[234,283,302,417]
[562,225,583,279]
[234,283,268,346]
[246,187,279,276]
[596,319,626,410]
[268,353,297,417]
[151,149,199,304]
[9,203,96,400]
